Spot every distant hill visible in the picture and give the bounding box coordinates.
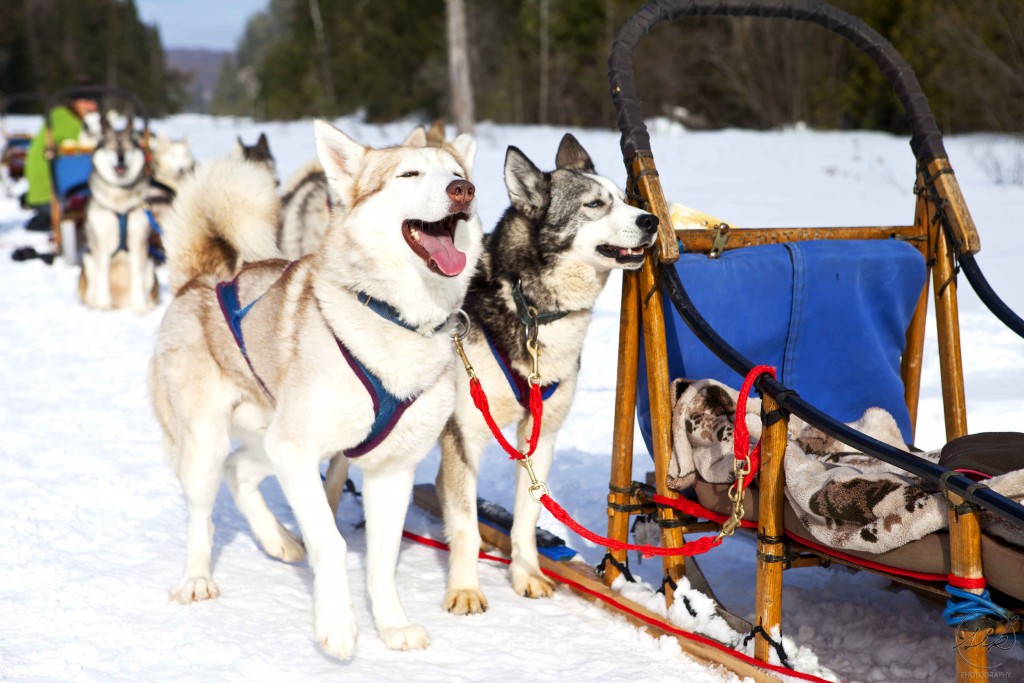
[166,49,229,113]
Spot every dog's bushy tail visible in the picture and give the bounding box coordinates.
[163,157,281,294]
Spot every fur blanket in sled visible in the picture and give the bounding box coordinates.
[668,378,1024,554]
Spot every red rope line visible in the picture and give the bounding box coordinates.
[652,494,758,529]
[735,365,776,488]
[946,574,986,590]
[540,494,722,557]
[399,530,841,683]
[654,493,951,583]
[469,378,543,460]
[787,531,947,582]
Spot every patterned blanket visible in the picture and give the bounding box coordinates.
[668,378,1024,553]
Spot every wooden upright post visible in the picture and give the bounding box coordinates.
[921,161,985,677]
[901,186,932,440]
[605,269,642,586]
[637,254,687,602]
[753,393,788,662]
[924,175,968,441]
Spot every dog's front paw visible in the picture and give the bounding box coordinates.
[380,624,430,651]
[316,608,359,660]
[443,588,489,615]
[261,527,306,563]
[90,297,112,311]
[511,569,555,599]
[170,576,220,604]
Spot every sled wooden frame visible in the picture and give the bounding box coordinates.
[43,85,150,253]
[604,1,1024,678]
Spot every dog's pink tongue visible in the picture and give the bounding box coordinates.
[419,233,466,276]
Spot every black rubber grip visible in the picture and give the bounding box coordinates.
[609,0,946,164]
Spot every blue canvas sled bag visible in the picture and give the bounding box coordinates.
[638,239,926,450]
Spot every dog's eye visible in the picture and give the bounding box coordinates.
[584,199,604,209]
[398,171,420,178]
[453,172,464,179]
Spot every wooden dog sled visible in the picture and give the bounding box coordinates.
[601,1,1024,680]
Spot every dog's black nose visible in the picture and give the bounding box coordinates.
[447,179,475,205]
[636,213,659,234]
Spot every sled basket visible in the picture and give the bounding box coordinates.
[604,1,1024,679]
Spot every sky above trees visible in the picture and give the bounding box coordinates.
[136,0,265,50]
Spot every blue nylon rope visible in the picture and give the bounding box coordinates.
[943,585,1015,628]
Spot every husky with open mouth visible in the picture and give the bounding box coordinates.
[80,116,158,312]
[436,134,658,613]
[149,120,482,659]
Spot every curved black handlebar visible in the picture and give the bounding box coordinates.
[609,0,946,164]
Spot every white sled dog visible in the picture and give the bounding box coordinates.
[149,119,482,659]
[146,133,196,230]
[436,134,658,612]
[278,126,434,260]
[80,117,158,312]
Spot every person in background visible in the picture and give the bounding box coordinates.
[22,95,99,232]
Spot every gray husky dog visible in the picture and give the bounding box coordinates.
[80,117,158,312]
[233,132,278,183]
[150,119,482,659]
[436,134,658,613]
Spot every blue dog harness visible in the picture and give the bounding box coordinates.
[481,324,558,409]
[93,199,164,263]
[114,213,130,255]
[215,271,418,458]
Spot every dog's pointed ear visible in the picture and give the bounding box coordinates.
[402,126,427,148]
[314,119,365,200]
[427,119,446,146]
[504,146,547,216]
[555,133,594,172]
[257,133,270,153]
[448,133,477,177]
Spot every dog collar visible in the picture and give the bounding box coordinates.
[512,279,569,327]
[357,291,448,335]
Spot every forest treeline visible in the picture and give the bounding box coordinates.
[213,0,1024,134]
[2,0,1022,133]
[0,0,184,115]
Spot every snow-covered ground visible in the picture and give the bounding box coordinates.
[2,114,1022,682]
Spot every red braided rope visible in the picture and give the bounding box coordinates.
[947,574,987,590]
[652,494,758,529]
[469,378,543,460]
[734,365,776,488]
[540,494,722,557]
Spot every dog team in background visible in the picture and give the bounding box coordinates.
[122,113,657,659]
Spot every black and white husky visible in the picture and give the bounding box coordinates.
[436,134,658,612]
[80,117,158,312]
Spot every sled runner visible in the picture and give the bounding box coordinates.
[410,484,790,682]
[602,1,1024,680]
